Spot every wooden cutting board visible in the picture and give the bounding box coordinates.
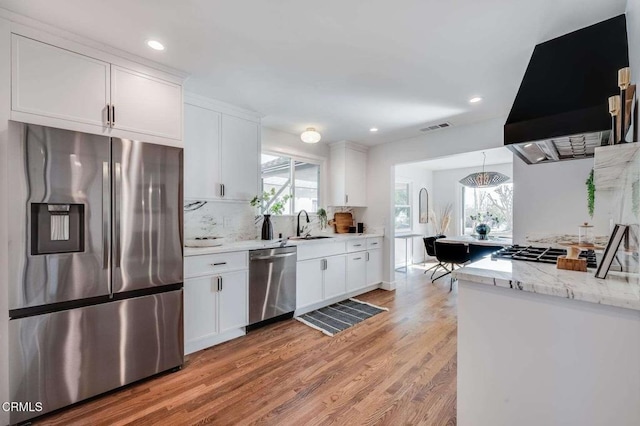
[331,212,353,233]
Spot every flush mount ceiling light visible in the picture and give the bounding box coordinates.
[300,127,321,144]
[469,97,483,103]
[459,152,510,188]
[146,40,165,51]
[370,127,379,132]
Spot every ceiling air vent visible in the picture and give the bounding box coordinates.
[420,122,452,132]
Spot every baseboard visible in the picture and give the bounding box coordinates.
[184,328,246,355]
[380,281,396,291]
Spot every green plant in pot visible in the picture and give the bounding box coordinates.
[585,168,595,218]
[316,208,328,230]
[250,188,291,240]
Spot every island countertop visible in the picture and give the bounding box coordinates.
[453,257,640,311]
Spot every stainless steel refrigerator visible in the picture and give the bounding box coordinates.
[7,123,184,424]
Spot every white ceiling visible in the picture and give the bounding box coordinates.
[404,147,514,171]
[0,0,627,145]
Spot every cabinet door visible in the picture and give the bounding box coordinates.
[184,276,219,346]
[111,65,182,140]
[296,259,324,308]
[366,249,383,286]
[346,253,367,292]
[12,35,110,127]
[324,255,347,300]
[220,115,259,200]
[218,270,248,333]
[184,103,221,200]
[344,148,367,206]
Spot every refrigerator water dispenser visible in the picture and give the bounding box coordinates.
[30,203,85,255]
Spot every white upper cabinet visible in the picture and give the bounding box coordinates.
[184,95,260,201]
[329,141,367,207]
[10,33,184,145]
[184,103,221,200]
[220,115,259,201]
[110,65,182,140]
[12,35,110,127]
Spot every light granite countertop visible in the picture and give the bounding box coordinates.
[184,233,384,257]
[453,257,640,311]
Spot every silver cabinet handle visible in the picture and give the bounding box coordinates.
[212,262,227,266]
[353,244,362,247]
[321,259,327,270]
[111,105,115,126]
[114,162,122,268]
[366,252,370,261]
[345,194,349,204]
[252,253,295,260]
[371,242,378,245]
[106,104,111,126]
[102,162,111,275]
[220,183,225,197]
[219,276,223,291]
[353,257,362,261]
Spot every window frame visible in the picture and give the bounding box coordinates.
[394,179,413,232]
[460,182,513,237]
[260,150,324,215]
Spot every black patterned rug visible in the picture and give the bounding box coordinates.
[295,298,388,336]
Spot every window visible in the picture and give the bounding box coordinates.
[462,183,513,237]
[260,153,320,214]
[394,181,411,231]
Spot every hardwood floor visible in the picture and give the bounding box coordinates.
[36,267,457,426]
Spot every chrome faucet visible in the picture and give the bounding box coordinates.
[297,210,310,237]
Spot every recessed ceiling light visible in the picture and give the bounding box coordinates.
[147,40,165,51]
[524,143,533,148]
[469,97,483,103]
[370,127,379,132]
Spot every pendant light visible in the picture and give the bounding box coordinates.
[300,127,321,144]
[459,152,510,188]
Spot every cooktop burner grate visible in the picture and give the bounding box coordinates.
[492,245,598,269]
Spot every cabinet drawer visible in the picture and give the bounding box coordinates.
[366,237,383,249]
[185,251,248,278]
[296,241,347,261]
[347,238,367,252]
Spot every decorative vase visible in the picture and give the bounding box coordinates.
[261,214,273,240]
[475,223,491,240]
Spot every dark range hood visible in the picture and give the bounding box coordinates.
[504,14,629,164]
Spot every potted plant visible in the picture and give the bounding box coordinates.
[316,208,328,230]
[469,211,500,240]
[250,188,291,240]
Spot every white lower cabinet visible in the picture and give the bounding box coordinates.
[324,255,347,299]
[218,270,248,334]
[296,237,384,313]
[297,259,324,308]
[346,253,367,292]
[366,249,383,286]
[184,255,248,355]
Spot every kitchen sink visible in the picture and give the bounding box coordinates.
[289,236,333,240]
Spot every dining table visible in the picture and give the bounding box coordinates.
[438,235,513,246]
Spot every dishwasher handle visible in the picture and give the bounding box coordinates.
[251,253,296,261]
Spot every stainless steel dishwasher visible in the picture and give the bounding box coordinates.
[248,246,297,330]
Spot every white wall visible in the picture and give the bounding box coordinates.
[512,157,609,243]
[394,163,433,266]
[432,162,513,237]
[364,117,506,285]
[0,16,10,426]
[628,0,640,83]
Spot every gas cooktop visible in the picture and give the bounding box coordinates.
[491,245,598,269]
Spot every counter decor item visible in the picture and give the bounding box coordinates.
[469,211,500,240]
[595,224,630,278]
[329,212,353,233]
[578,222,595,247]
[418,187,429,223]
[610,67,638,144]
[585,169,595,217]
[316,208,328,230]
[250,188,291,240]
[557,246,588,272]
[429,203,453,236]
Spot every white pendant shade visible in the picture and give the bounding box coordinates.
[301,127,321,144]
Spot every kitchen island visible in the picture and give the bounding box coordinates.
[453,258,640,426]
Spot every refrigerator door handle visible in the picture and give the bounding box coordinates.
[102,162,111,275]
[114,162,122,268]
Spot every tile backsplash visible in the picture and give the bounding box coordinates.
[184,201,379,243]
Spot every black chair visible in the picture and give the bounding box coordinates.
[468,244,504,263]
[423,235,447,278]
[433,241,471,291]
